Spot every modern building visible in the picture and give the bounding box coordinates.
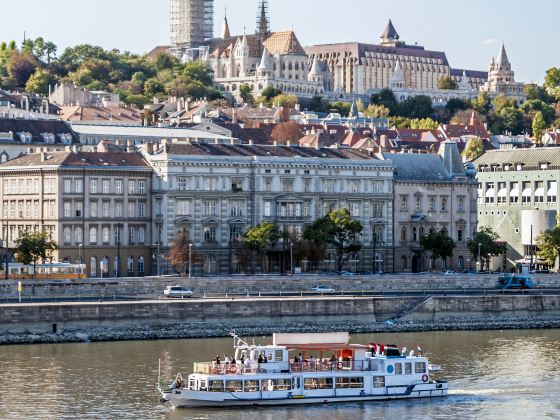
[141,142,394,275]
[474,148,560,271]
[381,142,478,272]
[0,149,153,277]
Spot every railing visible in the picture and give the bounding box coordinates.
[193,360,378,375]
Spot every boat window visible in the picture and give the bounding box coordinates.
[267,353,273,361]
[199,380,207,391]
[243,380,259,392]
[208,380,224,392]
[225,380,243,392]
[405,363,412,374]
[415,362,426,373]
[188,378,196,390]
[373,376,385,388]
[275,350,284,362]
[335,377,350,389]
[318,378,333,389]
[395,363,403,375]
[349,377,364,388]
[276,379,291,390]
[304,378,319,390]
[370,360,382,372]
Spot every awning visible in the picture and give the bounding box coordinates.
[497,189,507,198]
[485,188,495,198]
[548,182,557,196]
[510,188,520,197]
[535,188,545,196]
[477,189,483,198]
[522,188,532,197]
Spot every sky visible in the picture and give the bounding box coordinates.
[1,0,559,83]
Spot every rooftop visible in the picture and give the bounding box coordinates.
[0,151,150,169]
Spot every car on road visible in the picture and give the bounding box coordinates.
[340,271,358,276]
[530,269,551,274]
[442,270,457,275]
[163,285,194,298]
[496,274,533,290]
[310,285,336,293]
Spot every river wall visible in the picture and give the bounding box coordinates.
[1,274,559,300]
[2,294,560,345]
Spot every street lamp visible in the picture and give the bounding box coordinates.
[372,232,377,274]
[188,243,193,278]
[290,242,294,275]
[3,221,8,280]
[477,242,482,272]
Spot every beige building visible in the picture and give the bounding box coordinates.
[381,142,478,272]
[0,149,152,277]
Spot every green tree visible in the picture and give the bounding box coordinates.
[396,95,433,119]
[492,94,517,113]
[437,76,458,90]
[471,92,492,115]
[239,83,253,104]
[15,231,58,278]
[7,51,39,87]
[536,226,560,270]
[307,95,331,113]
[420,230,456,269]
[499,107,525,135]
[307,208,363,273]
[25,68,54,95]
[370,88,397,113]
[270,93,298,108]
[532,111,547,144]
[245,222,281,273]
[260,86,282,101]
[544,67,560,99]
[524,84,554,103]
[154,52,178,71]
[462,136,484,161]
[182,60,214,86]
[467,227,506,272]
[364,104,390,118]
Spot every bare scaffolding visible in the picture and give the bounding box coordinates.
[170,0,214,48]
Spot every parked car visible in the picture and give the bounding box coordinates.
[340,271,358,276]
[310,285,336,293]
[530,269,551,274]
[163,285,194,298]
[442,270,457,275]
[496,274,533,290]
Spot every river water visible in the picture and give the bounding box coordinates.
[1,330,559,419]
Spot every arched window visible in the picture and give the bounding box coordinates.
[101,257,109,275]
[127,256,134,274]
[402,256,407,270]
[138,256,145,274]
[102,227,110,244]
[441,198,447,212]
[400,226,407,242]
[0,153,8,163]
[90,257,97,277]
[75,227,83,244]
[429,198,436,212]
[63,227,72,244]
[458,256,464,269]
[138,227,145,244]
[412,227,417,242]
[89,226,97,245]
[113,256,120,276]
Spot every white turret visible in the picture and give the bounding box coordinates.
[459,70,471,90]
[257,48,273,77]
[390,60,405,89]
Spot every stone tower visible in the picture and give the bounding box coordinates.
[170,0,214,47]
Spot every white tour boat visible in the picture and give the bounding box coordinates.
[158,332,448,408]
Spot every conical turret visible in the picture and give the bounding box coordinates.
[257,47,273,77]
[221,12,231,39]
[496,43,511,71]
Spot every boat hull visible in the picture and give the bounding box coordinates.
[163,383,448,408]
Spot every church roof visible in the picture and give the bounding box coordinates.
[496,43,510,68]
[381,19,399,40]
[264,31,306,55]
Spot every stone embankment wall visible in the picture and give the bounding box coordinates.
[2,294,560,344]
[1,274,559,299]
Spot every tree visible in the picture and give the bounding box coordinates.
[182,60,214,86]
[260,86,282,101]
[499,107,525,135]
[492,94,517,113]
[307,209,363,273]
[239,83,253,104]
[396,95,433,119]
[307,95,330,113]
[445,98,469,116]
[467,227,506,272]
[420,230,456,269]
[471,92,492,115]
[536,226,560,270]
[271,93,298,108]
[462,137,484,161]
[7,51,39,87]
[524,84,554,103]
[271,122,302,145]
[330,101,351,116]
[370,88,397,113]
[25,68,54,95]
[168,231,192,276]
[532,111,547,144]
[437,76,458,90]
[155,52,178,71]
[364,104,390,118]
[544,67,560,99]
[15,231,58,278]
[245,222,281,272]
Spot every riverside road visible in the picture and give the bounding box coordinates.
[2,287,560,304]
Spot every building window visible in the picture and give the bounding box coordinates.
[441,198,448,212]
[303,178,312,192]
[264,201,273,217]
[102,202,110,218]
[230,225,243,243]
[90,257,97,277]
[534,181,544,203]
[128,180,135,195]
[414,196,421,212]
[138,202,145,218]
[203,177,218,191]
[128,202,135,217]
[139,180,145,194]
[90,179,97,194]
[115,202,123,218]
[64,179,72,193]
[114,226,122,244]
[90,201,98,218]
[348,180,359,194]
[204,200,217,217]
[176,200,190,216]
[138,227,145,244]
[102,227,110,244]
[128,227,136,245]
[547,181,557,203]
[324,179,336,193]
[282,179,294,193]
[457,228,464,242]
[264,177,272,192]
[373,181,384,194]
[458,197,465,212]
[400,226,407,242]
[400,196,408,212]
[89,226,98,245]
[102,180,110,194]
[127,256,134,273]
[115,180,122,194]
[64,202,71,218]
[75,179,83,194]
[177,177,189,191]
[203,225,217,243]
[138,257,145,274]
[349,202,360,217]
[63,227,72,244]
[458,256,464,269]
[231,178,243,192]
[372,202,383,218]
[230,200,243,217]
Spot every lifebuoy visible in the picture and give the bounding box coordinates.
[229,365,237,374]
[422,374,429,382]
[337,362,343,370]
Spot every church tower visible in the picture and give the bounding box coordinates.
[221,9,231,39]
[256,1,270,38]
[380,19,402,46]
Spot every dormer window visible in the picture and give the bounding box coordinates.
[18,132,33,143]
[540,162,549,170]
[41,133,56,144]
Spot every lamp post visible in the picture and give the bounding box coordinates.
[290,242,294,275]
[188,243,193,278]
[3,221,8,280]
[477,242,482,272]
[372,232,377,274]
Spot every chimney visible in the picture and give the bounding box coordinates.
[232,108,238,124]
[249,139,254,145]
[380,134,389,149]
[41,152,47,162]
[126,139,134,153]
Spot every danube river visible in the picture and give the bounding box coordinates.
[1,330,559,419]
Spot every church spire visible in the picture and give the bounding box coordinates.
[496,43,511,71]
[256,0,270,37]
[221,7,231,39]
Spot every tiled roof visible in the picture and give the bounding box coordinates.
[163,143,376,160]
[264,31,306,55]
[450,68,488,79]
[381,20,399,40]
[0,151,150,168]
[207,30,306,59]
[60,106,142,124]
[473,147,560,167]
[440,124,489,140]
[0,119,79,143]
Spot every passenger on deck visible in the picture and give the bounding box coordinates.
[293,355,299,363]
[257,354,263,364]
[231,356,236,365]
[224,354,230,365]
[215,355,221,365]
[330,354,337,362]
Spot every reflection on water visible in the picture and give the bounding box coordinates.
[0,330,559,419]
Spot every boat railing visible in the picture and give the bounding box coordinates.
[193,360,377,375]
